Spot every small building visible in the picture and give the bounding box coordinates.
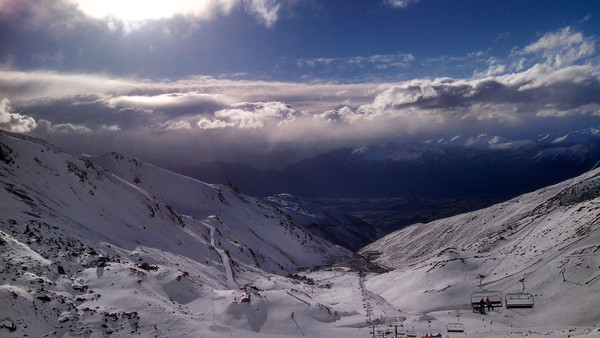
[240,292,251,303]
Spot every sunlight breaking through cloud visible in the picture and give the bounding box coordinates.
[71,0,282,27]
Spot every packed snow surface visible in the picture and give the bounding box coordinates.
[1,130,600,337]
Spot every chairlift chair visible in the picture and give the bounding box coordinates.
[471,291,502,311]
[447,309,465,332]
[421,329,443,338]
[393,326,407,337]
[505,279,534,308]
[505,293,534,308]
[390,321,407,337]
[446,322,465,333]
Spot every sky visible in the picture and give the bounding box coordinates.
[1,0,600,169]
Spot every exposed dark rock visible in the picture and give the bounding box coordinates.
[0,142,14,165]
[1,318,16,332]
[36,294,51,302]
[137,263,158,271]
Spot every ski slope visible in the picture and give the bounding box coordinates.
[361,167,600,335]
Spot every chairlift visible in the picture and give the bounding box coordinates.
[420,329,442,338]
[446,310,465,333]
[471,291,502,311]
[406,327,417,338]
[471,275,502,312]
[446,322,465,332]
[505,279,534,309]
[393,327,407,337]
[390,321,407,337]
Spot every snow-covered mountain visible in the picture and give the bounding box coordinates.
[2,129,600,337]
[0,130,358,336]
[266,193,379,250]
[172,127,600,203]
[87,152,352,271]
[540,127,600,145]
[360,165,600,331]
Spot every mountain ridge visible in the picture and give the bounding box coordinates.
[171,128,600,200]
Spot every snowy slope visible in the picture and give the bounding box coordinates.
[88,152,352,272]
[0,131,360,337]
[266,193,379,250]
[360,167,600,333]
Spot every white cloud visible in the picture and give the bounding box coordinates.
[0,70,140,101]
[152,120,191,131]
[518,27,595,67]
[3,37,599,139]
[38,120,92,134]
[0,98,37,133]
[479,58,506,76]
[70,0,282,27]
[245,0,280,27]
[0,69,378,113]
[355,60,600,126]
[72,0,232,21]
[535,103,600,118]
[385,0,421,8]
[316,106,362,123]
[196,117,235,129]
[100,124,122,132]
[203,101,304,129]
[107,92,228,115]
[298,53,415,70]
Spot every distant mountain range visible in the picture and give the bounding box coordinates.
[169,128,600,231]
[171,127,600,200]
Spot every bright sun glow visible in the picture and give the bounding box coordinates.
[73,0,234,22]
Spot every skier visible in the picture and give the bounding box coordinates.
[479,298,486,314]
[486,297,492,311]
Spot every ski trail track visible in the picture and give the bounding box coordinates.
[204,218,237,289]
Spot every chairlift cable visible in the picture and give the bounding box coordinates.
[468,158,600,315]
[585,159,600,177]
[481,161,600,288]
[499,234,589,292]
[479,214,548,288]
